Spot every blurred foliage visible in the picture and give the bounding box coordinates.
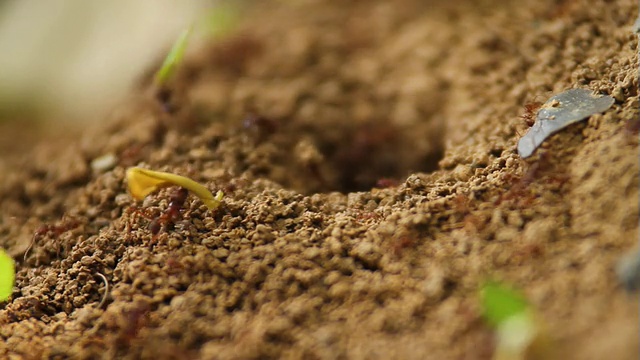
[480,280,530,327]
[154,27,193,87]
[0,249,14,302]
[480,280,552,360]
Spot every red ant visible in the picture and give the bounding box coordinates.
[210,33,264,74]
[242,111,279,143]
[390,231,417,257]
[451,194,471,215]
[624,117,640,137]
[243,111,278,133]
[165,255,185,273]
[24,217,81,262]
[391,235,415,257]
[509,243,545,265]
[119,143,145,167]
[496,151,569,207]
[154,87,176,114]
[115,303,150,348]
[520,101,543,127]
[375,178,400,189]
[147,187,189,237]
[334,121,398,192]
[305,162,330,192]
[354,210,382,224]
[462,213,487,232]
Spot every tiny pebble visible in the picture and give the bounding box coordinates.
[90,153,118,172]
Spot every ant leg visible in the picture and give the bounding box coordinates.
[24,225,49,263]
[23,233,37,263]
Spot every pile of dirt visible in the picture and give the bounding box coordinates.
[0,0,638,358]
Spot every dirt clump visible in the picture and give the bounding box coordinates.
[0,0,638,359]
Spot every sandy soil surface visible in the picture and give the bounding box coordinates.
[0,0,638,359]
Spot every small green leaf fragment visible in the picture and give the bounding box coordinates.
[0,249,15,302]
[480,281,530,328]
[616,247,640,292]
[480,281,553,359]
[154,26,193,87]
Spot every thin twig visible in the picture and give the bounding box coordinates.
[96,272,110,309]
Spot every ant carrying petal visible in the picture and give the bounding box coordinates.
[126,167,223,210]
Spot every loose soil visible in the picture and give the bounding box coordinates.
[1,0,638,359]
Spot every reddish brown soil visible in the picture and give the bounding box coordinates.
[0,0,638,359]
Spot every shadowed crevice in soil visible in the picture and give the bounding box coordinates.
[209,107,447,195]
[276,115,447,194]
[318,119,445,193]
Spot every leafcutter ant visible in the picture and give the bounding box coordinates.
[148,187,189,236]
[24,216,81,263]
[123,187,189,240]
[520,101,542,127]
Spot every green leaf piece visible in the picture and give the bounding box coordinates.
[154,26,193,87]
[0,249,15,302]
[480,281,530,328]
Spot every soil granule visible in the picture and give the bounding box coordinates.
[0,0,638,359]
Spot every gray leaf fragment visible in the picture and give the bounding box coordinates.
[616,246,640,292]
[633,14,640,34]
[517,88,615,158]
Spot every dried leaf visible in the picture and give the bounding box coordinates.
[517,89,614,158]
[616,246,640,292]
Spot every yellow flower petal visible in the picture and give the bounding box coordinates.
[126,167,223,210]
